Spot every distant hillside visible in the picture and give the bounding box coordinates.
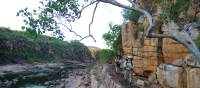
[0,27,93,65]
[88,46,100,50]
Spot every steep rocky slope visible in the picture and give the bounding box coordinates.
[0,27,93,65]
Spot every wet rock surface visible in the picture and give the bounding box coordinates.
[0,63,161,88]
[0,61,87,88]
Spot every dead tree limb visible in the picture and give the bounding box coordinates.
[80,1,100,42]
[77,0,98,19]
[54,1,99,42]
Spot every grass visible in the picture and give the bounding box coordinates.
[86,63,96,71]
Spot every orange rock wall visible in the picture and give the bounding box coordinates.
[121,21,190,75]
[122,22,159,75]
[121,21,135,57]
[162,38,189,64]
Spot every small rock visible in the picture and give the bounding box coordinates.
[13,78,18,84]
[148,73,157,83]
[136,79,145,86]
[44,81,49,85]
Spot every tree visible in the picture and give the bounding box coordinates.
[17,0,98,41]
[18,0,200,63]
[99,49,114,64]
[102,23,121,53]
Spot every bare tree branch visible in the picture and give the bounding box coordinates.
[127,0,153,36]
[53,12,85,39]
[80,35,96,41]
[51,1,101,42]
[57,22,84,39]
[78,0,98,19]
[98,0,153,36]
[150,21,200,63]
[175,31,200,63]
[148,32,173,38]
[85,1,100,42]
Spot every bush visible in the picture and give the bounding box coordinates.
[99,49,114,64]
[122,9,143,22]
[195,35,200,49]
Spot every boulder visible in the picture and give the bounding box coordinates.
[157,64,184,88]
[188,68,200,88]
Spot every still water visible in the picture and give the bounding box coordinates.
[19,84,46,88]
[1,67,69,88]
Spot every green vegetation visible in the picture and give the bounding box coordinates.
[99,49,114,64]
[103,23,122,56]
[17,0,81,39]
[195,35,200,48]
[122,9,143,22]
[158,0,192,26]
[0,27,92,65]
[86,63,95,71]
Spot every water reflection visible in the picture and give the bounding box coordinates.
[20,84,46,88]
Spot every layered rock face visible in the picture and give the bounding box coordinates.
[121,21,135,58]
[120,0,200,87]
[162,38,189,64]
[122,21,161,75]
[121,20,200,88]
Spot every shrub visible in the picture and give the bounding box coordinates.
[99,49,114,64]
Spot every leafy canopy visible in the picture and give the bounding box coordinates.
[17,0,82,40]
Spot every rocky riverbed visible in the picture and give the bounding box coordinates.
[0,61,89,88]
[0,62,153,88]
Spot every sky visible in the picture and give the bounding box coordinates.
[0,0,125,48]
